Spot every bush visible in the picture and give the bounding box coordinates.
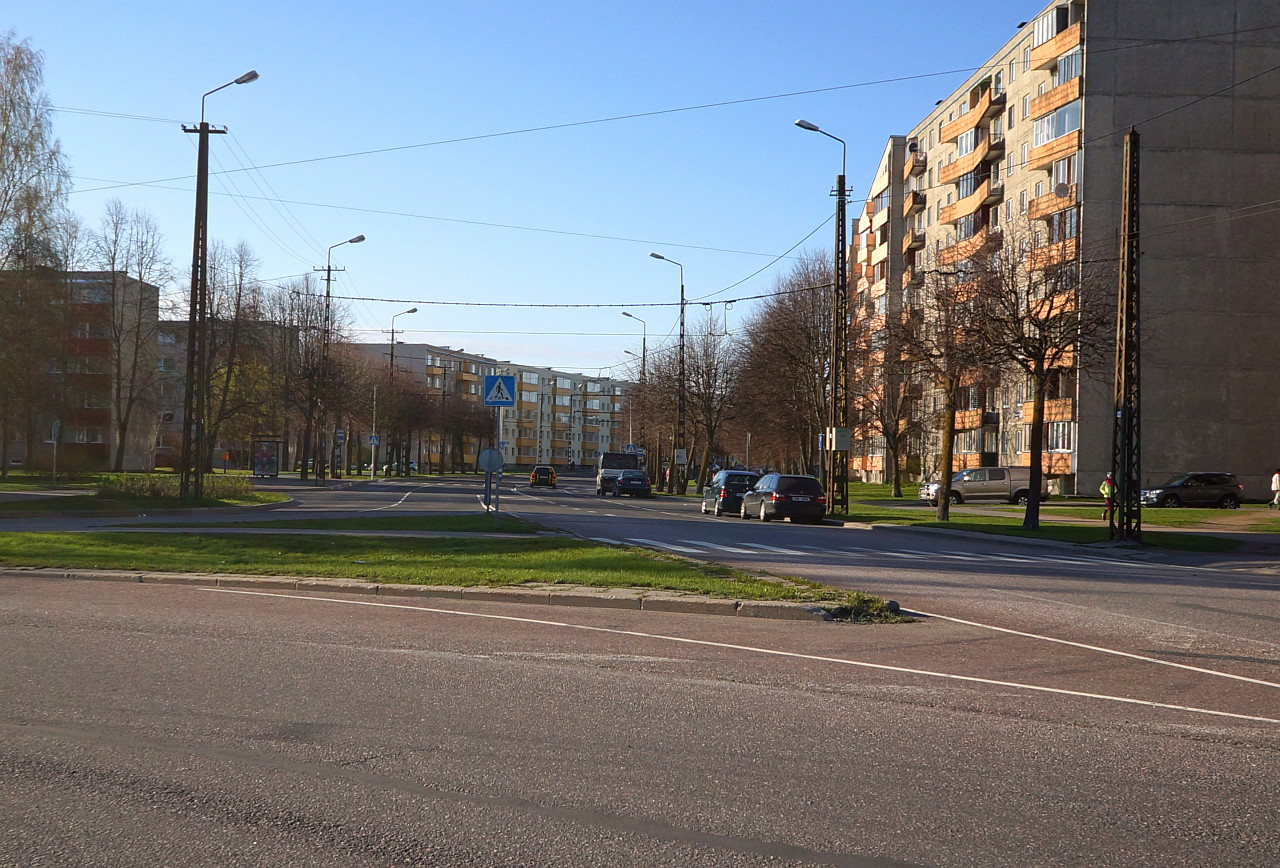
[98,473,255,502]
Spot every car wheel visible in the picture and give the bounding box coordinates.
[948,492,961,505]
[1013,491,1030,506]
[740,501,750,519]
[759,502,771,522]
[1159,493,1181,508]
[713,503,723,517]
[1219,494,1239,509]
[613,487,621,497]
[700,502,708,514]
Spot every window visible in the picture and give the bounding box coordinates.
[1035,181,1044,198]
[872,188,892,214]
[1022,94,1031,120]
[1033,100,1082,147]
[1055,49,1082,86]
[1047,207,1079,243]
[554,394,570,406]
[956,128,977,157]
[957,170,980,199]
[521,372,539,384]
[991,114,1003,140]
[519,390,537,403]
[1009,58,1017,83]
[1052,153,1078,188]
[956,214,980,241]
[1024,46,1032,71]
[1045,421,1076,453]
[993,71,1004,96]
[1033,5,1072,48]
[1007,108,1014,130]
[1021,142,1030,168]
[555,377,572,389]
[157,357,175,372]
[1020,190,1028,214]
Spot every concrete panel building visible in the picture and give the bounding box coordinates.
[848,0,1280,499]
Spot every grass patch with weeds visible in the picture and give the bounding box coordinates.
[160,514,546,534]
[0,531,863,602]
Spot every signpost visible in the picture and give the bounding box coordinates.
[482,375,515,526]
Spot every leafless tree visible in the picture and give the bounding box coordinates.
[735,253,831,474]
[972,217,1114,529]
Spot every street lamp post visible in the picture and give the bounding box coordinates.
[387,307,417,476]
[621,310,647,477]
[180,69,258,502]
[314,234,364,481]
[795,118,849,513]
[648,253,686,494]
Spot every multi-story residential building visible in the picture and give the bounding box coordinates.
[848,0,1280,499]
[358,341,628,471]
[4,271,161,473]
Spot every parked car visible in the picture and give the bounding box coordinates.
[739,474,826,523]
[918,467,1049,506]
[612,469,652,497]
[529,465,557,488]
[700,470,761,516]
[1141,472,1243,508]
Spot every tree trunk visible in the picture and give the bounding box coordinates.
[936,375,957,522]
[1023,375,1047,530]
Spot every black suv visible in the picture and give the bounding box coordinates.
[1140,472,1243,508]
[739,474,827,524]
[700,470,760,517]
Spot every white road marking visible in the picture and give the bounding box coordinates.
[907,608,1280,691]
[740,543,805,555]
[590,537,623,546]
[627,538,703,554]
[204,589,1280,726]
[679,540,756,554]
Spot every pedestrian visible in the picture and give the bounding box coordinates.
[1100,472,1115,521]
[1270,468,1280,509]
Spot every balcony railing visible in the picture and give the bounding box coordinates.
[1029,185,1076,220]
[1030,21,1082,71]
[902,227,926,253]
[903,189,926,218]
[940,86,1005,144]
[904,150,927,180]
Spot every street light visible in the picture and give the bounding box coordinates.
[180,69,259,502]
[314,234,364,481]
[649,253,686,494]
[621,311,648,479]
[795,118,849,513]
[385,307,417,475]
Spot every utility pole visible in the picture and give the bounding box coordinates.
[180,70,258,502]
[313,235,364,484]
[1111,128,1141,541]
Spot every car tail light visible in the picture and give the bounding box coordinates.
[770,492,787,501]
[816,495,827,504]
[717,487,727,500]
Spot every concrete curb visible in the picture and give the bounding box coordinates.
[0,567,834,621]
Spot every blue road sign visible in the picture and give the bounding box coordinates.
[483,375,516,406]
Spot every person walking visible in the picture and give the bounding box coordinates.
[1100,472,1116,521]
[1270,468,1280,509]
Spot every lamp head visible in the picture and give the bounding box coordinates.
[648,253,664,260]
[794,119,820,132]
[406,307,418,314]
[234,70,260,85]
[349,234,366,244]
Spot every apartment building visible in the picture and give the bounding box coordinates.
[359,342,628,471]
[849,0,1280,498]
[4,271,161,473]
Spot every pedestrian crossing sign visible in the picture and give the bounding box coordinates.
[483,375,516,406]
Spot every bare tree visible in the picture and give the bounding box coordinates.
[0,31,69,270]
[680,310,740,490]
[972,217,1114,529]
[736,253,831,473]
[90,200,171,470]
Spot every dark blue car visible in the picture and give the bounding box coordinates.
[612,469,652,497]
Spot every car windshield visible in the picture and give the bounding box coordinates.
[1159,475,1191,487]
[723,476,758,491]
[620,470,646,480]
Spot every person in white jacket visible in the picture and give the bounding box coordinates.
[1271,469,1280,509]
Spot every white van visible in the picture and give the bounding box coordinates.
[918,467,1049,506]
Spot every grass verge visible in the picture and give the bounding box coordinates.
[0,531,879,606]
[136,514,544,533]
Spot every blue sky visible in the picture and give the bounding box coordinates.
[12,0,1037,374]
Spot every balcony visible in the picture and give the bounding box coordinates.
[1020,397,1074,423]
[940,87,1006,144]
[1029,184,1076,221]
[904,150,927,179]
[903,189,926,219]
[955,408,987,430]
[1025,237,1078,271]
[1027,130,1081,172]
[940,179,993,225]
[939,134,1004,185]
[902,227,925,253]
[1030,77,1081,121]
[1030,21,1083,71]
[938,226,999,266]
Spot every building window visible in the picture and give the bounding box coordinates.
[1033,5,1072,48]
[1020,190,1028,214]
[1021,142,1030,169]
[1022,94,1031,120]
[1052,153,1078,188]
[521,372,539,384]
[1047,207,1079,243]
[1035,181,1044,198]
[1033,100,1082,148]
[1054,49,1082,86]
[1009,58,1017,83]
[956,128,977,157]
[554,394,570,406]
[1045,421,1076,453]
[555,377,572,389]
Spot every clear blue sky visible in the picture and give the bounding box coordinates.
[11,0,1037,374]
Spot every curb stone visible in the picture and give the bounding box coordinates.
[0,567,834,621]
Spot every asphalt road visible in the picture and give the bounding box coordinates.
[2,474,1278,866]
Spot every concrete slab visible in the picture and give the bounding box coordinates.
[377,584,464,600]
[547,589,642,610]
[736,600,832,621]
[461,586,551,605]
[640,595,740,617]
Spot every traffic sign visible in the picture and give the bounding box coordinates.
[483,375,515,406]
[624,443,638,453]
[335,428,346,444]
[477,448,504,472]
[369,434,379,446]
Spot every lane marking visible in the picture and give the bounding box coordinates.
[740,543,805,555]
[590,537,623,545]
[679,540,756,554]
[627,538,703,554]
[202,589,1280,726]
[906,608,1280,691]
